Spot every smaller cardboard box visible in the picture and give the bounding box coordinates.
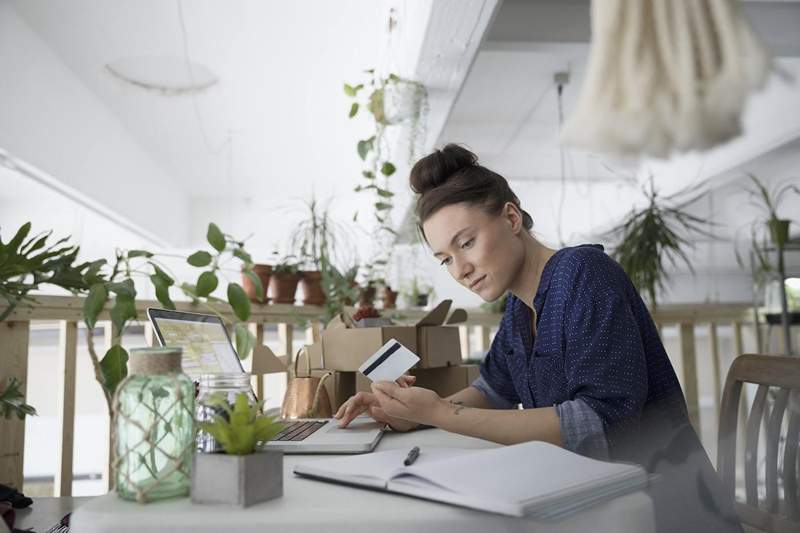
[311,369,356,411]
[319,300,466,371]
[410,365,481,398]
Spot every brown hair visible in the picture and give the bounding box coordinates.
[409,144,533,240]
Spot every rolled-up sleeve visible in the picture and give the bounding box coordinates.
[471,374,515,409]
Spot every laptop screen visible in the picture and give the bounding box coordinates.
[147,308,245,380]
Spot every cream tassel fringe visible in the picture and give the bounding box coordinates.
[561,0,771,159]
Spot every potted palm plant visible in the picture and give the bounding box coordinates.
[602,178,712,307]
[291,197,339,306]
[193,393,284,507]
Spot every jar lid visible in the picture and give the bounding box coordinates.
[129,347,183,376]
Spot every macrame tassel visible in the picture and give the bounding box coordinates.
[561,0,771,159]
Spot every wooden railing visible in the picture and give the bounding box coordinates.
[0,296,759,495]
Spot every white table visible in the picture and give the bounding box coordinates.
[71,429,655,533]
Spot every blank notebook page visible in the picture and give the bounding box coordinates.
[397,441,640,503]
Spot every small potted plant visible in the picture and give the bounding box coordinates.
[193,393,285,507]
[403,276,434,308]
[242,264,272,303]
[381,283,399,309]
[269,256,302,304]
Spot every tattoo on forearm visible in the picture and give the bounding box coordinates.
[449,400,467,415]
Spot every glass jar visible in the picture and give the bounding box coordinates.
[113,347,195,503]
[196,373,256,453]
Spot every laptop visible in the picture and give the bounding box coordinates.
[146,307,384,454]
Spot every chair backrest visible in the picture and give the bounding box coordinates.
[717,354,800,533]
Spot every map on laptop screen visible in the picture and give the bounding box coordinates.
[154,317,244,378]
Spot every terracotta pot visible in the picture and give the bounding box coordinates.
[382,286,398,309]
[242,264,272,303]
[358,285,377,307]
[269,272,301,304]
[299,270,326,305]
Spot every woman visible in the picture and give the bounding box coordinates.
[335,144,740,533]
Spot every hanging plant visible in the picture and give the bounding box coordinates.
[346,74,426,217]
[345,70,428,284]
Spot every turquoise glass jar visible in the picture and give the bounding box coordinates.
[113,347,195,503]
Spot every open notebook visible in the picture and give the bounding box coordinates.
[294,441,648,519]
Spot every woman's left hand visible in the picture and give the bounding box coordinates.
[370,381,444,426]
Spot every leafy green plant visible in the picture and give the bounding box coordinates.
[198,393,284,455]
[0,222,102,419]
[0,377,37,420]
[0,222,101,321]
[345,70,428,280]
[319,257,358,324]
[735,174,800,292]
[603,178,712,307]
[82,223,259,414]
[272,255,301,275]
[289,196,350,272]
[401,276,435,307]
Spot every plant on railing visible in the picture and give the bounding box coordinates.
[0,222,100,321]
[83,223,259,413]
[319,257,359,324]
[0,222,102,418]
[603,178,713,307]
[0,377,37,420]
[198,392,284,455]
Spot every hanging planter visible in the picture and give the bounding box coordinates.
[381,78,427,126]
[344,71,429,287]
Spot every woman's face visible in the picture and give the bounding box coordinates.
[423,202,525,302]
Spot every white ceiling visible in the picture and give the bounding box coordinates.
[10,0,416,201]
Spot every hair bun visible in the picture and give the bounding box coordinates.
[409,144,478,195]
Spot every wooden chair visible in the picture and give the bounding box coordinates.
[717,354,800,533]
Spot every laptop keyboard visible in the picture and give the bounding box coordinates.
[274,420,328,441]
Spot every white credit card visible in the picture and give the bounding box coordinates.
[359,339,420,383]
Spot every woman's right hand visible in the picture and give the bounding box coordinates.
[334,375,419,432]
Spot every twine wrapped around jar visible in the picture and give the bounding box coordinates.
[112,347,195,503]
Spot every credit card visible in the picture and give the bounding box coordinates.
[359,339,420,383]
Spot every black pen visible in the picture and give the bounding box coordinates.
[403,446,420,466]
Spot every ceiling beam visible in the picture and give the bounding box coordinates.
[412,0,504,150]
[487,0,800,57]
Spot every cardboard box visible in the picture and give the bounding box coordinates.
[311,370,356,411]
[410,365,481,398]
[319,300,466,371]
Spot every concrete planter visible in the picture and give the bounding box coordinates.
[191,450,283,507]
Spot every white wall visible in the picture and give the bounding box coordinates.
[0,2,189,246]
